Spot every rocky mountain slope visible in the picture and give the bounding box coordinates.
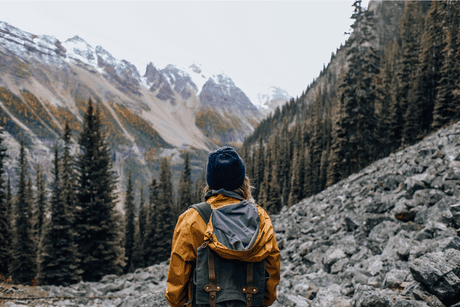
[0,20,264,198]
[4,121,460,307]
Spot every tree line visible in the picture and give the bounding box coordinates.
[242,0,460,214]
[0,98,204,286]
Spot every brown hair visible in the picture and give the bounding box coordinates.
[202,176,254,202]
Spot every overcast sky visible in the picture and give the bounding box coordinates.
[0,0,370,106]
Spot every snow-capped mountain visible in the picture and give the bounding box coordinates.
[0,21,264,202]
[256,86,292,115]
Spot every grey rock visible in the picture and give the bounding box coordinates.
[443,180,460,197]
[410,249,460,301]
[413,190,444,207]
[405,177,427,196]
[366,196,394,213]
[442,237,460,252]
[383,269,409,288]
[450,203,460,227]
[310,284,351,307]
[412,287,445,307]
[100,274,118,284]
[393,300,429,307]
[331,258,350,274]
[345,217,360,232]
[352,285,394,307]
[133,291,169,307]
[98,280,125,294]
[430,177,444,190]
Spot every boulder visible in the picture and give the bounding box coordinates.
[383,269,409,289]
[352,285,394,307]
[310,284,351,307]
[410,249,460,302]
[413,190,444,207]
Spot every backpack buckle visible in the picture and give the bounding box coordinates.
[204,284,222,292]
[242,286,258,294]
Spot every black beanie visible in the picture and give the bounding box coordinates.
[206,146,246,191]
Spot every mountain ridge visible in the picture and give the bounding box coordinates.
[0,20,269,201]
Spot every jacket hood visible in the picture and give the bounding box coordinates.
[203,189,277,262]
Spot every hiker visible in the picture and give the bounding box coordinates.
[166,146,281,307]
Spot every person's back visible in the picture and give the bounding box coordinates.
[166,146,280,307]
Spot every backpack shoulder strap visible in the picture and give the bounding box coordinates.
[189,202,212,224]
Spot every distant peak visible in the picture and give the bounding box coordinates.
[189,63,202,74]
[66,35,87,44]
[165,64,176,70]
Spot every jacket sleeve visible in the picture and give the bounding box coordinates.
[262,215,281,307]
[166,209,207,307]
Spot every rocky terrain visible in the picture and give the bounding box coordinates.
[3,122,460,307]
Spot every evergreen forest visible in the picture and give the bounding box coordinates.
[242,0,460,214]
[0,98,200,285]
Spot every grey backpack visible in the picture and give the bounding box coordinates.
[186,201,270,307]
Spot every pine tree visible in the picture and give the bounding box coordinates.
[75,99,125,281]
[34,165,46,250]
[288,144,302,207]
[254,136,265,203]
[37,145,81,285]
[375,39,400,157]
[453,2,460,119]
[138,184,147,257]
[132,219,144,269]
[0,125,9,275]
[308,91,323,195]
[417,1,446,133]
[143,178,159,266]
[266,135,282,214]
[319,140,330,192]
[433,2,459,129]
[26,174,35,255]
[152,158,176,263]
[257,140,271,209]
[177,152,192,216]
[9,139,36,284]
[279,119,291,206]
[391,1,424,147]
[194,169,206,203]
[124,170,135,273]
[296,124,306,199]
[401,2,426,145]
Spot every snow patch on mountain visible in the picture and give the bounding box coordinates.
[256,86,292,114]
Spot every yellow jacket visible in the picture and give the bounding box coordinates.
[166,192,281,307]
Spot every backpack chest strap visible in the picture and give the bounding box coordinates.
[242,262,258,307]
[204,246,221,307]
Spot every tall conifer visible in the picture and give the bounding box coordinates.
[376,39,399,157]
[288,144,302,207]
[177,152,192,216]
[433,2,459,129]
[75,99,124,281]
[254,136,265,203]
[392,1,423,147]
[138,184,147,257]
[34,165,46,249]
[10,139,36,283]
[144,178,159,266]
[0,126,9,275]
[124,170,135,273]
[152,158,175,263]
[132,219,144,269]
[37,146,81,285]
[266,135,282,213]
